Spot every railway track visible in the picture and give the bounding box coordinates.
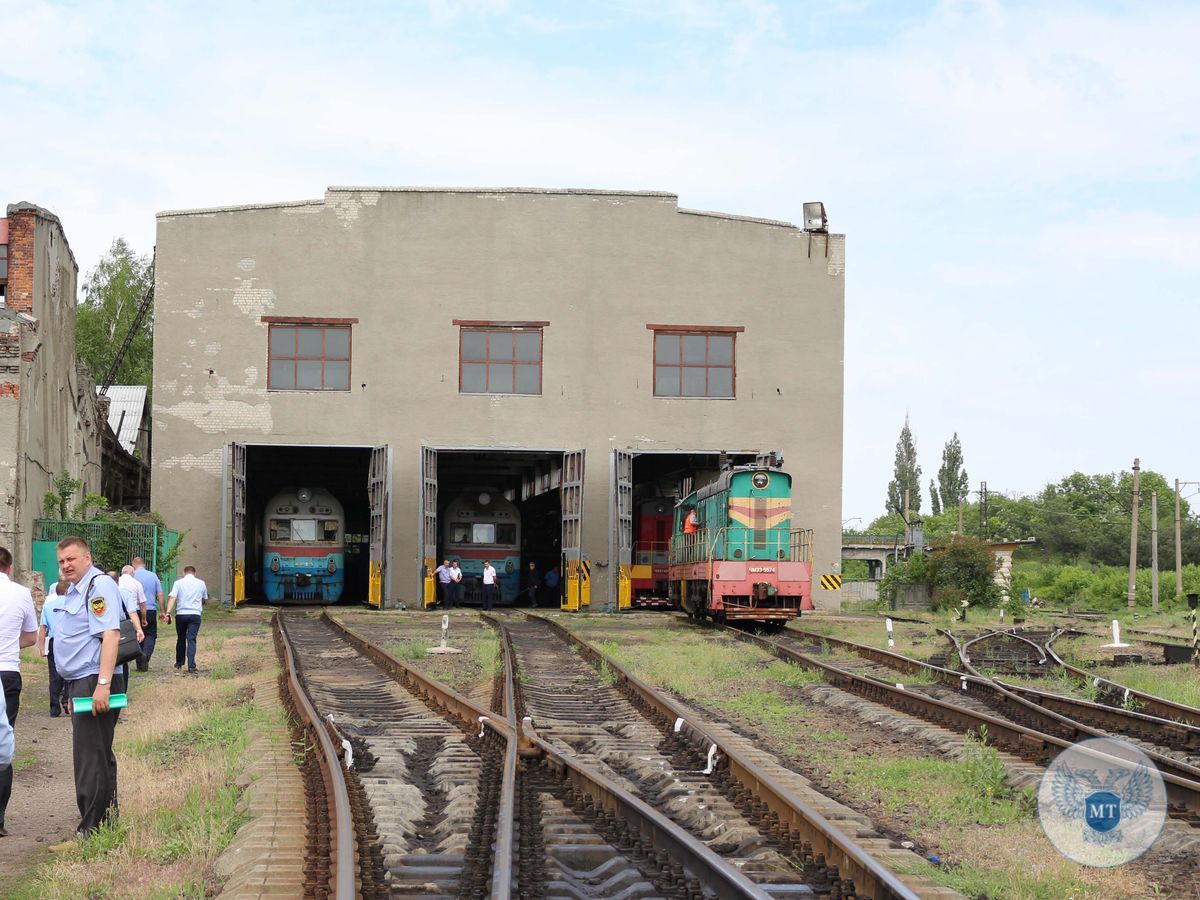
[712,621,1200,828]
[277,610,928,898]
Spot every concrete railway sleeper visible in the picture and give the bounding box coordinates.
[500,614,930,900]
[716,622,1200,828]
[327,612,830,898]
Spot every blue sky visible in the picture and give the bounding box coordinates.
[3,0,1198,522]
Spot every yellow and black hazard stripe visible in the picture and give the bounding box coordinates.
[819,573,843,591]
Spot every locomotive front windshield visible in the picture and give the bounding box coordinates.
[269,518,340,542]
[448,522,517,545]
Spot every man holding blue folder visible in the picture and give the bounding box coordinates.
[53,536,123,839]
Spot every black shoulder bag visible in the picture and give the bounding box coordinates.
[85,577,143,667]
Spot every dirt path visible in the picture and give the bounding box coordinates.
[0,652,77,893]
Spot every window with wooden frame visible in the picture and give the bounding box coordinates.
[457,323,545,395]
[266,321,354,391]
[649,325,741,398]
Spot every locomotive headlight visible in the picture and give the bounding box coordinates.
[751,472,770,490]
[505,560,514,574]
[327,558,337,574]
[733,548,743,559]
[270,557,280,573]
[297,488,313,502]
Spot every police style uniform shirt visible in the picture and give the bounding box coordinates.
[434,565,453,585]
[55,568,122,682]
[132,567,162,611]
[118,574,146,616]
[41,590,66,640]
[169,574,208,616]
[0,573,37,674]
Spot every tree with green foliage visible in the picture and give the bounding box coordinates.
[880,535,1001,611]
[930,478,942,515]
[937,433,970,511]
[885,416,922,516]
[76,238,153,389]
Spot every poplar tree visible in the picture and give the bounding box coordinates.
[885,417,922,516]
[930,479,941,515]
[937,433,970,510]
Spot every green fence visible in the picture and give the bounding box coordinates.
[33,519,181,595]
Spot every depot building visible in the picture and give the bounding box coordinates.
[151,186,845,610]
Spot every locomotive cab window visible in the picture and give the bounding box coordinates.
[269,519,291,541]
[648,326,741,398]
[450,523,471,543]
[472,523,496,544]
[495,524,517,544]
[290,519,318,541]
[321,519,339,541]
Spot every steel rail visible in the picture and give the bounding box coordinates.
[530,613,925,900]
[275,612,357,899]
[332,612,774,898]
[1044,631,1200,728]
[719,621,1200,826]
[787,628,1200,753]
[953,630,1200,821]
[323,612,517,897]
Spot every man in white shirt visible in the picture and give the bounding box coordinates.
[165,566,208,675]
[481,560,498,611]
[0,546,37,836]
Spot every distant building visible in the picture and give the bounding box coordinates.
[152,186,846,609]
[96,385,151,509]
[0,203,104,577]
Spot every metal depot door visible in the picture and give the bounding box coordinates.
[230,442,247,606]
[614,450,634,610]
[561,449,588,610]
[367,445,390,608]
[420,446,438,608]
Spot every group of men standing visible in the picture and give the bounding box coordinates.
[0,538,208,844]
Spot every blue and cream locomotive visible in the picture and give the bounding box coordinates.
[442,490,521,605]
[262,487,345,604]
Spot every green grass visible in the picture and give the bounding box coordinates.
[390,638,432,660]
[1091,666,1200,709]
[892,857,1090,900]
[11,746,37,772]
[123,697,260,764]
[149,781,247,865]
[472,632,501,679]
[209,659,235,680]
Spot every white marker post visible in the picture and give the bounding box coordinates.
[886,617,895,648]
[427,613,464,654]
[1101,618,1131,649]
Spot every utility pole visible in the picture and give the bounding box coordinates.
[1127,458,1141,610]
[979,481,989,540]
[1176,479,1184,601]
[903,489,911,545]
[1151,490,1159,612]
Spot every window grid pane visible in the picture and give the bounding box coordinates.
[653,330,736,398]
[459,327,543,396]
[268,324,352,390]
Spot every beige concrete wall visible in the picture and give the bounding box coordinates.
[152,187,845,608]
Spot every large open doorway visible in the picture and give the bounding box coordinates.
[419,448,585,609]
[224,444,388,606]
[612,450,760,609]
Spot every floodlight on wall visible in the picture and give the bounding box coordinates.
[803,202,827,233]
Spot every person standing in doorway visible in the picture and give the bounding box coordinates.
[130,557,163,670]
[37,581,69,717]
[0,547,37,837]
[448,560,463,609]
[166,566,208,675]
[52,537,123,840]
[433,559,453,608]
[481,560,497,611]
[522,561,539,608]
